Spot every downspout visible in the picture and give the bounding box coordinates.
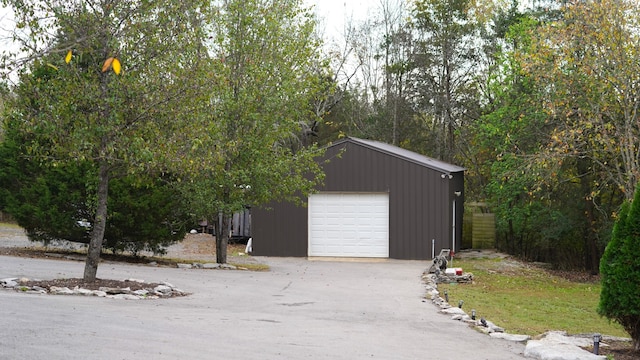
[452,199,456,267]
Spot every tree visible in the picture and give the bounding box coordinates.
[521,0,640,202]
[515,0,640,271]
[0,62,191,254]
[412,0,481,163]
[599,188,640,351]
[179,0,326,264]
[377,0,415,146]
[1,0,209,281]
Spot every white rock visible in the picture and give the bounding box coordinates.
[92,290,107,297]
[524,340,605,360]
[99,287,131,295]
[26,289,47,294]
[481,319,505,333]
[50,286,73,295]
[154,285,172,294]
[160,281,175,288]
[491,325,505,333]
[73,288,94,296]
[524,332,607,360]
[1,280,18,288]
[125,278,145,283]
[177,263,193,269]
[540,331,595,347]
[108,294,142,300]
[1,277,18,285]
[440,307,466,316]
[489,333,530,342]
[462,316,476,324]
[203,263,221,269]
[133,289,149,296]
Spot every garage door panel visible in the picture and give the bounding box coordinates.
[308,193,389,258]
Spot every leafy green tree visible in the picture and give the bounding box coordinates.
[512,0,639,271]
[1,0,209,281]
[521,0,640,202]
[468,6,602,270]
[0,91,190,255]
[599,189,640,351]
[471,11,549,255]
[179,0,326,264]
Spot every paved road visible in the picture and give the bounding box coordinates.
[0,256,525,359]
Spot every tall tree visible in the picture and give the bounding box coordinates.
[522,0,640,202]
[412,0,481,163]
[377,0,415,146]
[1,0,208,281]
[518,0,639,270]
[180,0,326,264]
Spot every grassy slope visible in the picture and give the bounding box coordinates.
[438,257,628,338]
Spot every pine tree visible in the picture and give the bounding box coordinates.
[598,186,640,350]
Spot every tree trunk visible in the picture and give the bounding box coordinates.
[215,212,230,264]
[83,161,109,281]
[577,158,600,274]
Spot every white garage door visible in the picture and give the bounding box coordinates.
[308,193,389,257]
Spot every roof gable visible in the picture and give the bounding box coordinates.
[329,137,466,173]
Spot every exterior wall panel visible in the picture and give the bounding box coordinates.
[251,200,307,257]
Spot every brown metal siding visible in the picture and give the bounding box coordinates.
[251,200,307,257]
[251,139,465,259]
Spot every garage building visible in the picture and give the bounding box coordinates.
[251,137,465,260]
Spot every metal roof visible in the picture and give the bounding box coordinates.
[330,137,466,174]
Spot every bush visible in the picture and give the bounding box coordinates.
[598,188,640,351]
[0,116,190,254]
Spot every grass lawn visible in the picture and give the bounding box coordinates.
[437,256,628,338]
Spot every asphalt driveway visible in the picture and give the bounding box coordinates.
[0,256,525,359]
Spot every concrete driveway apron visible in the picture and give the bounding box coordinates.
[0,256,525,359]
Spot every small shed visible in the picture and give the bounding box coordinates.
[251,137,465,260]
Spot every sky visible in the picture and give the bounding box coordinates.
[308,0,379,40]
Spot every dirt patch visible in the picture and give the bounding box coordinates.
[20,277,156,291]
[454,249,510,260]
[545,269,601,284]
[0,226,259,267]
[583,341,638,360]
